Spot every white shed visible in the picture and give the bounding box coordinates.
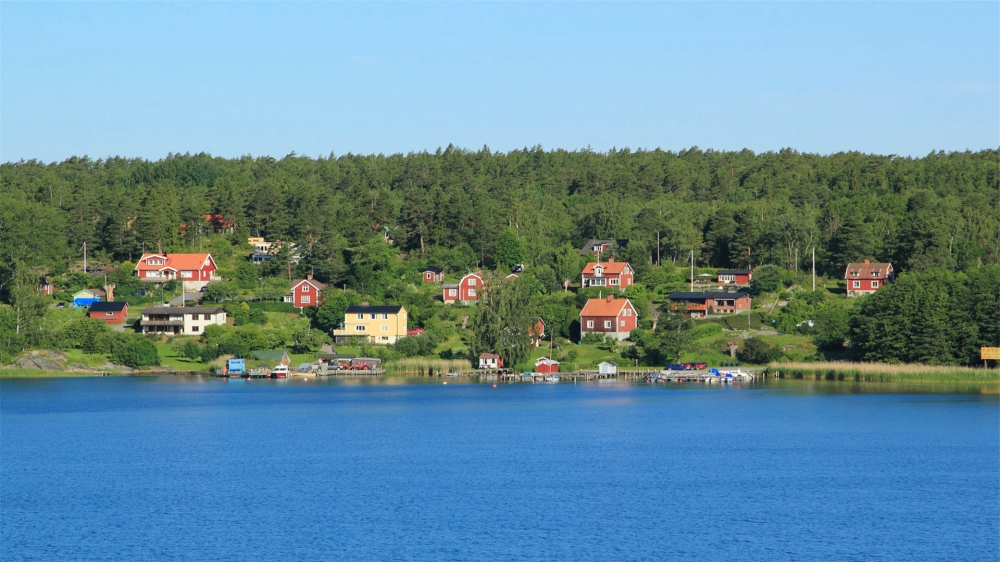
[598,361,617,375]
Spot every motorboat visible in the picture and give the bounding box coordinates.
[270,365,290,378]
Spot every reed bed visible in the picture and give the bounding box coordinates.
[0,369,111,379]
[384,358,472,376]
[768,361,1000,384]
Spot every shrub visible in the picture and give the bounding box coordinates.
[738,337,782,364]
[111,337,160,368]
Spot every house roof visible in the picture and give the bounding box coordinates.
[142,306,225,315]
[252,349,290,362]
[419,268,445,274]
[535,357,559,366]
[598,361,618,367]
[579,238,629,256]
[88,302,127,313]
[291,277,326,291]
[442,283,460,289]
[73,288,106,298]
[717,270,752,275]
[582,260,631,276]
[844,261,892,279]
[135,253,214,271]
[479,353,500,359]
[667,292,749,301]
[580,296,633,317]
[345,305,404,314]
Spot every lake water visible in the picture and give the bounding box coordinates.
[2,377,998,561]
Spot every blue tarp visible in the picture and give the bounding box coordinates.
[72,297,102,308]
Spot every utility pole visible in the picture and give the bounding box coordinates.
[812,247,816,292]
[690,250,694,292]
[794,248,798,276]
[83,242,87,273]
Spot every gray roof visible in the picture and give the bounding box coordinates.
[88,302,127,313]
[252,349,290,361]
[345,305,403,314]
[667,292,749,300]
[579,238,629,256]
[142,306,225,315]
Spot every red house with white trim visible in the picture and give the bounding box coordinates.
[88,302,128,324]
[285,275,325,307]
[420,268,445,283]
[535,357,560,373]
[529,319,545,348]
[579,295,639,342]
[844,260,894,297]
[135,253,218,289]
[717,270,753,285]
[581,258,633,291]
[443,272,484,304]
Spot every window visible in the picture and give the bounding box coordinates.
[181,271,194,279]
[873,271,879,277]
[589,278,605,287]
[381,313,388,320]
[191,325,199,333]
[604,320,612,329]
[355,325,365,331]
[381,325,389,332]
[468,289,476,297]
[106,312,114,316]
[379,337,389,341]
[357,313,364,320]
[853,281,860,288]
[301,295,311,304]
[370,314,377,320]
[610,279,619,286]
[620,320,626,327]
[302,285,310,292]
[468,278,476,286]
[586,320,594,328]
[871,281,879,288]
[448,289,457,296]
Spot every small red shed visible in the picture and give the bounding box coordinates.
[88,302,128,324]
[535,357,560,373]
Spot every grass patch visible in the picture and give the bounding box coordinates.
[769,361,1000,384]
[384,358,472,375]
[153,343,211,372]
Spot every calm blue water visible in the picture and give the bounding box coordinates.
[2,377,998,561]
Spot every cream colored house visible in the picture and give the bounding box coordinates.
[332,304,408,344]
[140,306,227,335]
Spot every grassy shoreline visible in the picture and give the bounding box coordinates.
[767,361,1000,385]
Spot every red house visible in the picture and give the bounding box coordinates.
[581,258,634,291]
[667,292,751,318]
[37,277,56,296]
[286,275,325,307]
[420,268,445,283]
[717,270,753,285]
[88,301,128,324]
[845,260,894,297]
[135,253,218,288]
[443,272,484,304]
[529,319,545,348]
[579,295,639,342]
[535,357,560,373]
[479,353,503,369]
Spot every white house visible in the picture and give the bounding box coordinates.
[598,361,618,375]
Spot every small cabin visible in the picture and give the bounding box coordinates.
[88,301,128,324]
[535,357,560,373]
[598,361,618,375]
[479,353,503,369]
[419,268,445,283]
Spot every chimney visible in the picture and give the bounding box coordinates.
[863,259,870,264]
[307,273,313,280]
[607,256,614,263]
[361,301,369,306]
[606,295,614,302]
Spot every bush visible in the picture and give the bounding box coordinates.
[203,282,237,302]
[581,333,605,345]
[749,265,782,296]
[111,337,160,368]
[738,336,782,364]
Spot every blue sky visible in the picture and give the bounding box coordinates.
[2,2,997,162]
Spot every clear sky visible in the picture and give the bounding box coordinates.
[2,2,997,163]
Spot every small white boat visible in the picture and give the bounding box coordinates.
[544,375,560,383]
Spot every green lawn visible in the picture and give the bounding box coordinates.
[153,342,212,371]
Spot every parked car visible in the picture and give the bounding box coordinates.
[682,363,695,370]
[55,302,66,308]
[694,362,708,370]
[665,364,686,371]
[296,363,315,373]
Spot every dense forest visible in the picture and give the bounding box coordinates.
[0,147,998,368]
[1,147,998,281]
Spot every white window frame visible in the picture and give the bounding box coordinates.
[355,325,365,331]
[381,325,389,332]
[609,278,619,286]
[604,320,612,329]
[302,284,310,292]
[370,314,377,320]
[357,313,364,319]
[586,320,594,328]
[620,320,625,327]
[468,289,476,297]
[853,281,860,288]
[871,281,879,288]
[381,313,388,320]
[301,295,311,304]
[448,289,457,296]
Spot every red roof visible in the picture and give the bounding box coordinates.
[580,296,632,317]
[844,261,892,279]
[135,253,214,271]
[582,261,631,276]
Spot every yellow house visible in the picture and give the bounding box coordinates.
[333,304,408,344]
